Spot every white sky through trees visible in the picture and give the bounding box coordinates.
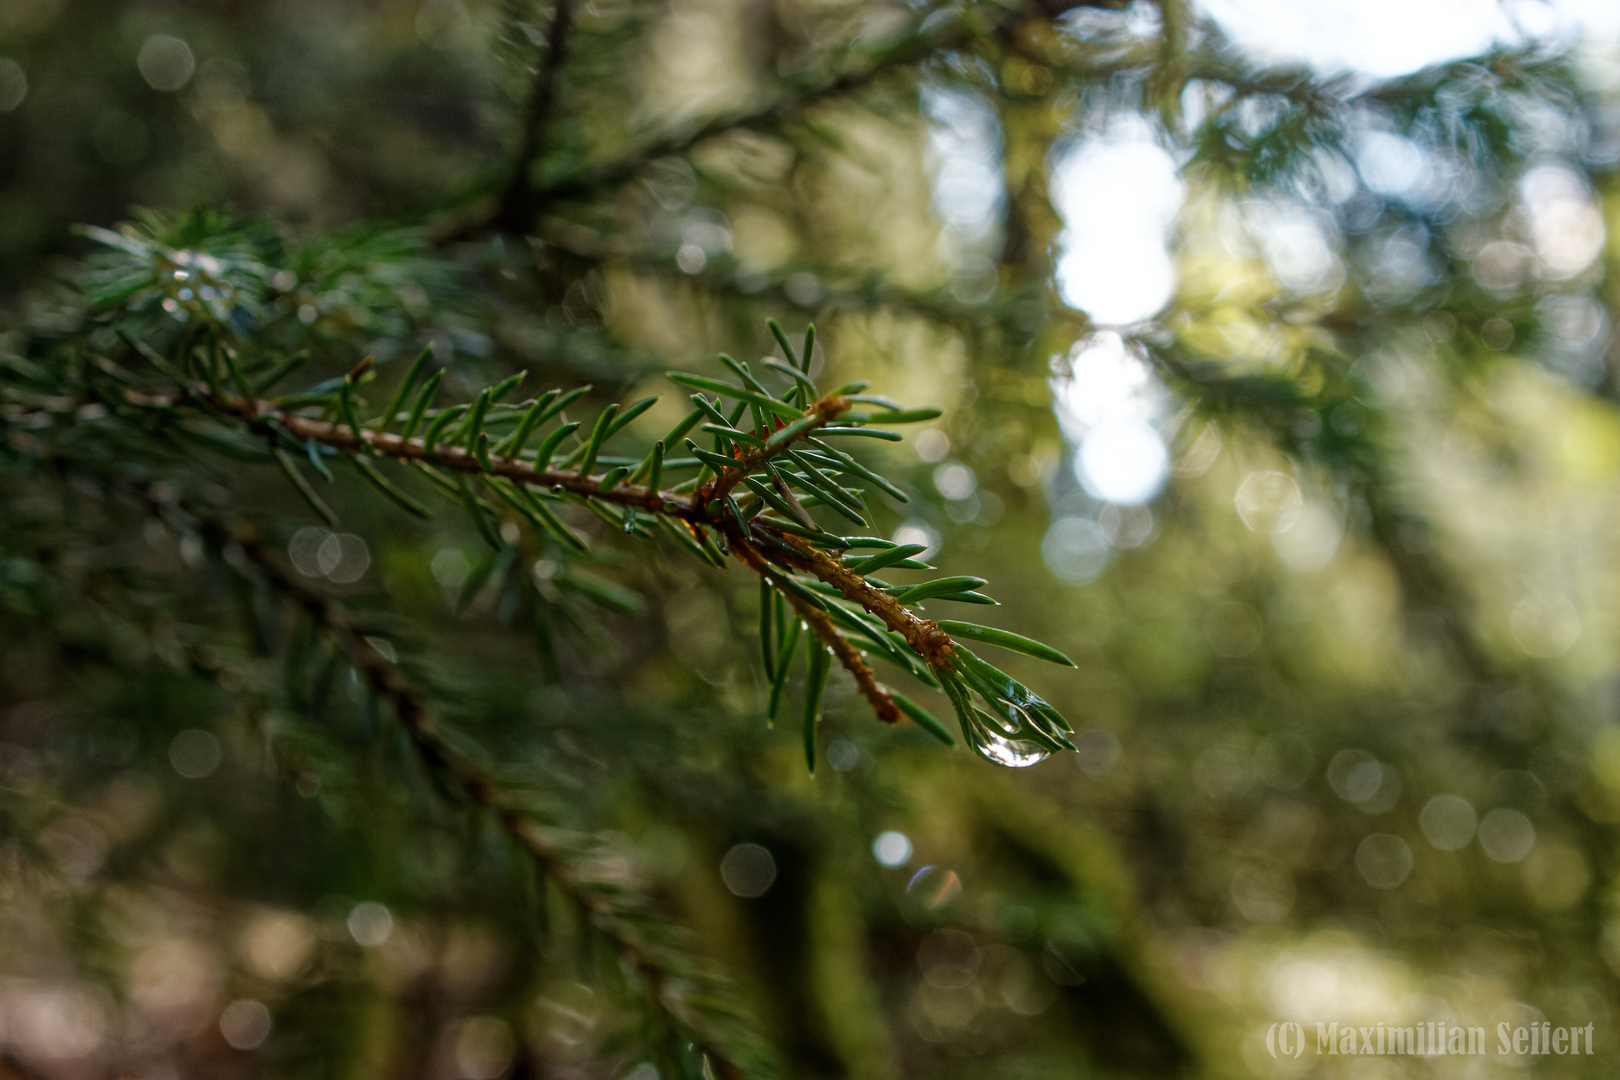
[979,0,1620,516]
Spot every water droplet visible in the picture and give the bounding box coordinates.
[966,702,1052,767]
[978,730,1050,767]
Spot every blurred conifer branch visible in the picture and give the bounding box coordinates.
[493,0,577,233]
[446,5,974,241]
[150,494,779,1079]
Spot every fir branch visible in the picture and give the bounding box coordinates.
[106,340,1072,757]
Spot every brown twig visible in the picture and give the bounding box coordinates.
[757,528,955,671]
[698,394,852,505]
[142,382,854,527]
[730,532,900,723]
[198,386,685,514]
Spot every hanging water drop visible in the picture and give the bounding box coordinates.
[978,730,1051,767]
[967,700,1053,767]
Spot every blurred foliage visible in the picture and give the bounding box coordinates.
[4,0,1620,1078]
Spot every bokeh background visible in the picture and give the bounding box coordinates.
[5,0,1620,1077]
